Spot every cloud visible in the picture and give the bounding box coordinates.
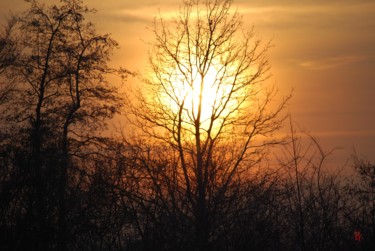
[236,1,375,15]
[235,1,375,31]
[99,3,181,25]
[311,130,375,138]
[118,12,151,24]
[298,54,375,70]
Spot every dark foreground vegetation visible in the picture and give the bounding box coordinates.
[1,0,374,250]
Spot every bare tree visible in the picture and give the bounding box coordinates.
[0,15,18,104]
[0,0,128,249]
[277,120,347,250]
[125,0,289,249]
[347,153,375,249]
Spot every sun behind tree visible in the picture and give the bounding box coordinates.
[135,0,276,141]
[125,0,289,250]
[159,60,244,137]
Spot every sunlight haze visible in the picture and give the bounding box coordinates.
[1,0,374,163]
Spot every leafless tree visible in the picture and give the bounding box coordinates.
[345,153,375,249]
[0,0,128,250]
[0,15,18,104]
[125,0,289,249]
[277,119,348,250]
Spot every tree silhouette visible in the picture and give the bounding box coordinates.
[0,15,18,104]
[125,0,289,249]
[3,0,373,250]
[276,120,352,250]
[0,0,128,249]
[347,154,375,249]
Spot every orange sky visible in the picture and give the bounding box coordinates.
[1,0,375,164]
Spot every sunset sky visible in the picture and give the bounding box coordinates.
[1,0,374,164]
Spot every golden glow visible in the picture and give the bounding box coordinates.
[188,68,229,123]
[157,63,241,136]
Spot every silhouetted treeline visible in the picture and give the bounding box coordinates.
[1,1,374,251]
[1,117,374,251]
